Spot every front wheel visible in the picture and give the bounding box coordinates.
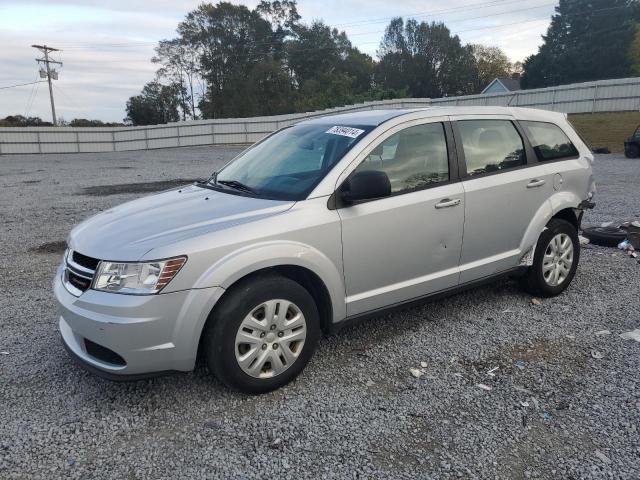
[521,218,580,297]
[203,273,320,394]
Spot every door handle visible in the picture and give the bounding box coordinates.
[527,179,546,188]
[435,198,461,209]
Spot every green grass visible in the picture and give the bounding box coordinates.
[568,111,640,153]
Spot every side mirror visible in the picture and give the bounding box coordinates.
[341,170,391,204]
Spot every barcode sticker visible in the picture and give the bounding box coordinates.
[326,126,365,138]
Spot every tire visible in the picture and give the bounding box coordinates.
[625,143,639,159]
[203,273,320,394]
[581,226,627,247]
[521,218,580,297]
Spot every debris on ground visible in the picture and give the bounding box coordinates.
[409,367,424,378]
[531,298,542,306]
[595,450,612,464]
[595,330,612,336]
[0,351,9,355]
[520,401,530,408]
[618,239,634,252]
[541,411,551,420]
[420,361,427,368]
[582,225,628,247]
[514,360,526,370]
[620,329,640,342]
[365,379,375,387]
[579,235,590,245]
[514,386,533,395]
[591,351,605,359]
[487,367,499,377]
[476,384,492,391]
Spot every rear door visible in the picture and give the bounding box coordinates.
[452,116,554,283]
[337,119,464,316]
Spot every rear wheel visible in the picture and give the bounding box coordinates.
[521,218,580,297]
[625,143,639,159]
[203,273,320,394]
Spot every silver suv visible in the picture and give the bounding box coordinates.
[55,107,596,393]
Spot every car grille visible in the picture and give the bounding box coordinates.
[63,249,100,296]
[72,250,100,271]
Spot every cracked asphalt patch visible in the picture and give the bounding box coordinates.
[29,240,67,255]
[0,147,639,479]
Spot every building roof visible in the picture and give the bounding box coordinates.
[481,76,522,94]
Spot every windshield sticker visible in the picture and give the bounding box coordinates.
[326,126,365,138]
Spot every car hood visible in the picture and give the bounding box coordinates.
[68,184,294,261]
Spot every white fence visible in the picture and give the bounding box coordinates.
[2,77,640,155]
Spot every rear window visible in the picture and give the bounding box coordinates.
[520,121,579,161]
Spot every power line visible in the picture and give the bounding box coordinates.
[23,75,40,117]
[151,11,592,63]
[20,0,629,88]
[52,0,628,58]
[0,80,45,90]
[345,1,557,39]
[52,83,81,111]
[25,80,41,118]
[52,0,539,50]
[39,1,627,71]
[333,0,530,28]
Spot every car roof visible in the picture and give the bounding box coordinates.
[300,106,565,127]
[302,109,421,127]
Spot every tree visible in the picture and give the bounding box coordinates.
[0,115,52,127]
[471,44,512,93]
[68,118,124,127]
[629,23,640,76]
[153,39,201,120]
[375,18,477,98]
[522,0,640,89]
[287,21,374,110]
[124,81,182,125]
[177,2,288,118]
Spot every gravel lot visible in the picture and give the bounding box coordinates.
[1,147,639,479]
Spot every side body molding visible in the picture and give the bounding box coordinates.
[192,240,347,322]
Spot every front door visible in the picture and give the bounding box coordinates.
[338,120,465,316]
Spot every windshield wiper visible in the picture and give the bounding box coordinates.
[217,179,257,195]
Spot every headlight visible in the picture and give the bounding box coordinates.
[93,256,186,295]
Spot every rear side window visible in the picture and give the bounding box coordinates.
[520,121,579,161]
[457,120,525,176]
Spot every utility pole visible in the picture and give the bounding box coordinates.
[32,44,62,126]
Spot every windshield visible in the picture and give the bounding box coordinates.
[213,123,372,200]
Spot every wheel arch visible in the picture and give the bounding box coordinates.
[194,240,345,326]
[519,194,582,259]
[551,207,580,230]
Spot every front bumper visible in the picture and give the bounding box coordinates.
[54,266,225,377]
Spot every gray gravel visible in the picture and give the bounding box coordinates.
[1,147,639,479]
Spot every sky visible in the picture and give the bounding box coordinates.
[0,0,557,122]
